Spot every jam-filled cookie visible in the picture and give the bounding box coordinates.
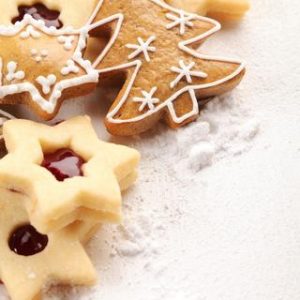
[0,188,97,300]
[0,116,140,233]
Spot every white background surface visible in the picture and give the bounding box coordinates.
[1,0,300,299]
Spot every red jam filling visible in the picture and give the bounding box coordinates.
[9,224,48,256]
[42,148,85,181]
[12,3,63,29]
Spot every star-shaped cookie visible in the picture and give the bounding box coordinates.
[0,9,111,120]
[0,188,97,300]
[0,116,140,233]
[88,0,246,135]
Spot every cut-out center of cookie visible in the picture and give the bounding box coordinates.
[42,148,85,181]
[12,3,63,29]
[9,224,48,256]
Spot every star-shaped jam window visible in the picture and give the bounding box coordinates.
[88,0,245,135]
[0,12,109,120]
[0,188,97,300]
[0,116,140,233]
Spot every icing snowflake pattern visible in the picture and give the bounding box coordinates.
[36,74,57,94]
[6,62,25,82]
[165,10,196,35]
[89,0,245,134]
[133,87,160,111]
[61,60,80,75]
[126,36,156,62]
[170,60,208,88]
[58,35,75,50]
[0,0,245,133]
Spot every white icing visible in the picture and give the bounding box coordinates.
[20,25,41,39]
[35,56,42,63]
[91,13,124,68]
[133,87,160,112]
[41,50,48,57]
[31,49,38,56]
[61,60,80,75]
[0,0,245,122]
[58,35,75,50]
[6,62,25,82]
[36,75,57,94]
[92,0,245,125]
[0,13,105,113]
[170,60,208,88]
[31,49,48,62]
[165,10,196,35]
[126,36,156,62]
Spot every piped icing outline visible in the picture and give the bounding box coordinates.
[0,14,111,113]
[88,0,245,125]
[0,0,245,125]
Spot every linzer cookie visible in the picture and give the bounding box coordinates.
[166,0,250,20]
[89,0,246,135]
[0,188,97,300]
[0,116,140,233]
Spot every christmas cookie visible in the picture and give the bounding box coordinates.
[0,116,140,233]
[0,0,245,135]
[89,0,246,135]
[0,188,97,300]
[0,0,108,120]
[166,0,250,20]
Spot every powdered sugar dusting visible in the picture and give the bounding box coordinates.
[45,92,260,300]
[9,0,300,299]
[135,95,259,178]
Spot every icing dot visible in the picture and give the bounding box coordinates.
[20,31,28,39]
[41,49,48,57]
[42,148,85,181]
[36,74,56,94]
[9,224,48,256]
[31,48,38,56]
[58,35,75,51]
[6,61,25,82]
[61,60,79,75]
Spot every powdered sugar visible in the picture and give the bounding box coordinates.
[44,79,260,300]
[5,0,300,299]
[133,95,259,178]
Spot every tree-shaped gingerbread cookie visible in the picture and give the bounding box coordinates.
[89,0,245,135]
